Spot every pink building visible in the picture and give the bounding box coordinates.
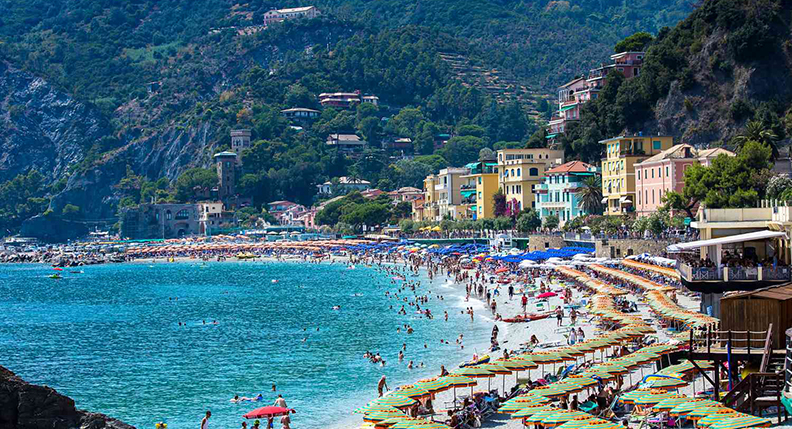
[635,145,735,217]
[547,52,645,144]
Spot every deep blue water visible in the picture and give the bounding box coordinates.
[0,261,490,429]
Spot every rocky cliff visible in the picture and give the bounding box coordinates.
[0,62,111,183]
[637,0,792,145]
[0,365,135,429]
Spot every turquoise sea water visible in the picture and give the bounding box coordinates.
[0,261,491,429]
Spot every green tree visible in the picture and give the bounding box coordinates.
[543,214,559,230]
[61,204,81,219]
[174,168,218,202]
[734,120,780,160]
[577,175,603,215]
[516,209,541,233]
[437,136,487,166]
[614,32,654,52]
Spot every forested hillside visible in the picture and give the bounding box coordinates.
[0,0,695,234]
[556,0,792,163]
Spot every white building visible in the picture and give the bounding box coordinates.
[317,177,372,195]
[263,6,320,26]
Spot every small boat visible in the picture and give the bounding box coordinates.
[502,312,552,323]
[459,354,490,368]
[48,274,62,279]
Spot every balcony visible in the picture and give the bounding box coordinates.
[678,262,791,285]
[434,184,447,191]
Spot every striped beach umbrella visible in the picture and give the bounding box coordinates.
[687,406,733,422]
[443,376,478,387]
[647,377,688,390]
[373,417,412,428]
[565,374,599,388]
[414,378,452,394]
[541,411,593,427]
[594,364,629,375]
[556,417,617,429]
[393,386,431,399]
[354,403,401,414]
[523,408,566,423]
[500,402,553,414]
[531,385,569,398]
[699,412,744,428]
[632,390,674,406]
[669,399,720,417]
[495,358,537,371]
[510,394,552,404]
[364,410,408,422]
[651,395,694,411]
[620,389,654,404]
[453,366,495,378]
[374,394,417,409]
[403,422,447,429]
[510,404,557,419]
[708,416,772,429]
[390,418,433,429]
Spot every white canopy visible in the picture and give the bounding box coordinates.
[667,230,787,252]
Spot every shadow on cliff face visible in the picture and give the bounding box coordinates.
[0,366,135,429]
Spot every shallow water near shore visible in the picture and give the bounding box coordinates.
[0,261,491,429]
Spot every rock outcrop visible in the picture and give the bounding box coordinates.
[0,365,135,429]
[0,62,111,183]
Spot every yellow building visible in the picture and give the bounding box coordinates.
[497,148,565,214]
[415,174,439,222]
[462,161,499,219]
[600,135,674,215]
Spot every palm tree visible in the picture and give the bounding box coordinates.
[577,175,603,215]
[734,120,780,159]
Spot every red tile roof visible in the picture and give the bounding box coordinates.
[546,160,595,175]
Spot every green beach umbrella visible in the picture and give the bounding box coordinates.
[556,419,618,429]
[354,403,401,414]
[565,374,599,388]
[647,377,688,390]
[633,390,674,406]
[530,385,569,398]
[652,395,695,411]
[374,394,417,409]
[389,418,433,429]
[393,386,431,399]
[709,416,772,429]
[364,410,409,422]
[413,378,452,394]
[669,399,720,417]
[443,376,478,387]
[699,412,744,428]
[525,408,566,424]
[541,411,593,427]
[620,389,654,404]
[373,417,413,428]
[511,405,558,419]
[495,358,536,371]
[499,401,545,414]
[686,406,732,421]
[508,394,551,404]
[453,366,495,378]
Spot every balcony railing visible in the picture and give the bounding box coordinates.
[678,263,791,282]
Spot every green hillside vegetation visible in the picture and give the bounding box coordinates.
[556,0,792,163]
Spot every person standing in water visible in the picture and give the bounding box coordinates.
[201,411,211,429]
[378,375,389,397]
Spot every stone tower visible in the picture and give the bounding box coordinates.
[231,129,251,151]
[214,151,238,204]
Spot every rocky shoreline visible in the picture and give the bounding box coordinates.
[0,365,135,429]
[0,252,128,266]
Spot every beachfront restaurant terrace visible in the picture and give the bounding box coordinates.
[668,230,791,293]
